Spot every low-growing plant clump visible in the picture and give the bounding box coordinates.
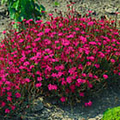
[0,4,120,118]
[102,106,120,120]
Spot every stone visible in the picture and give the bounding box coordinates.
[30,97,44,112]
[105,7,118,14]
[88,114,103,120]
[88,118,96,120]
[62,118,74,120]
[95,114,103,120]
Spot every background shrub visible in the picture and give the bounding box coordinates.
[1,0,46,30]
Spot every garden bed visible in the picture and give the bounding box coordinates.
[0,0,120,120]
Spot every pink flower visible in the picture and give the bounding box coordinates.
[94,64,100,68]
[110,59,115,63]
[30,65,34,69]
[62,38,70,46]
[59,23,63,27]
[70,84,75,92]
[78,48,83,53]
[88,10,93,13]
[94,75,98,79]
[60,97,66,102]
[6,87,11,91]
[35,83,42,88]
[46,21,51,25]
[85,49,90,55]
[103,74,108,79]
[34,38,41,42]
[15,92,21,98]
[79,36,87,43]
[37,77,42,81]
[20,57,26,62]
[85,102,88,107]
[66,76,72,84]
[48,84,57,91]
[37,32,44,36]
[36,19,43,23]
[48,13,53,17]
[24,78,30,83]
[2,30,6,34]
[23,61,30,66]
[66,34,74,38]
[58,72,63,77]
[11,105,15,110]
[60,65,65,70]
[77,78,86,83]
[1,102,6,107]
[7,96,12,101]
[36,71,42,76]
[85,101,92,107]
[79,92,84,97]
[51,73,57,78]
[88,83,93,88]
[89,41,96,45]
[87,101,92,106]
[68,67,76,75]
[86,62,92,66]
[15,85,20,90]
[88,21,94,26]
[88,73,93,78]
[75,27,80,31]
[19,39,24,43]
[78,64,83,70]
[87,56,95,61]
[7,92,12,96]
[26,19,33,24]
[61,80,67,85]
[82,73,86,77]
[98,52,105,58]
[45,28,51,33]
[75,82,80,87]
[5,108,10,113]
[44,39,51,45]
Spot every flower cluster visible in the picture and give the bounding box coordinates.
[0,10,120,116]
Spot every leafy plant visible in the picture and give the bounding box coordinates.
[1,0,46,29]
[53,1,60,7]
[102,106,120,120]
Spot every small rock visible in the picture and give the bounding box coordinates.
[44,102,53,109]
[22,115,41,120]
[105,7,117,14]
[88,118,96,120]
[30,97,44,112]
[62,118,74,120]
[78,117,86,120]
[95,114,103,120]
[88,114,103,120]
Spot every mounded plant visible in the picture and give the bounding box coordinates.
[0,4,120,119]
[102,106,120,120]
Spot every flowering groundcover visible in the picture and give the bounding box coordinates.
[0,9,120,117]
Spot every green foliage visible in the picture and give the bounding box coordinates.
[102,106,120,120]
[1,0,8,4]
[1,0,46,29]
[53,1,60,7]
